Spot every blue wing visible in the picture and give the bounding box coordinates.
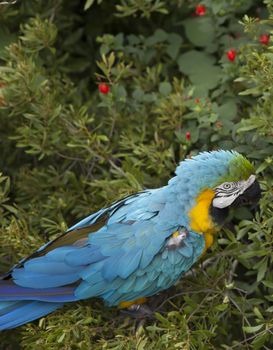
[1,188,204,307]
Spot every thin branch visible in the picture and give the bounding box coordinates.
[228,326,273,349]
[0,1,17,4]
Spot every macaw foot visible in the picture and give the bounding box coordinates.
[119,297,154,319]
[121,304,154,319]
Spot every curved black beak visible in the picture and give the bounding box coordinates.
[231,180,261,209]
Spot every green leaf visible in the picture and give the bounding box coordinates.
[262,280,273,289]
[166,33,182,59]
[216,100,238,121]
[146,29,167,46]
[178,50,221,94]
[251,332,270,350]
[237,124,259,132]
[266,306,273,312]
[159,82,172,95]
[132,87,144,101]
[243,324,264,334]
[178,50,216,74]
[84,0,95,10]
[57,332,66,343]
[215,304,228,311]
[183,17,216,48]
[256,161,270,173]
[113,85,127,100]
[257,259,267,282]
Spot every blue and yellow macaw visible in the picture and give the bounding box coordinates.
[0,150,261,330]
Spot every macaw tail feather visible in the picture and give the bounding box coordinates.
[0,300,63,330]
[0,280,78,330]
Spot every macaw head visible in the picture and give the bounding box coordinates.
[169,150,261,229]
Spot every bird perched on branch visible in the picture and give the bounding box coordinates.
[0,150,261,330]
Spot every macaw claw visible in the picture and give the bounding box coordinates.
[121,304,154,319]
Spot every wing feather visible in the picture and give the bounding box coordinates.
[1,188,205,306]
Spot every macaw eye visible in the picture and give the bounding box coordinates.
[223,183,232,189]
[215,181,238,195]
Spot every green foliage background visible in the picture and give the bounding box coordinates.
[0,0,272,349]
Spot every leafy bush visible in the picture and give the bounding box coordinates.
[0,0,272,349]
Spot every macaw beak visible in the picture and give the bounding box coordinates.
[230,180,261,208]
[210,180,261,226]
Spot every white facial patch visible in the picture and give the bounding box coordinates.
[212,174,256,209]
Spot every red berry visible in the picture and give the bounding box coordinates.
[226,49,236,62]
[195,4,206,16]
[259,34,270,45]
[195,98,200,103]
[186,131,191,141]
[98,83,110,94]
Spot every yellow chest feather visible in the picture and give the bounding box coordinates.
[188,189,219,252]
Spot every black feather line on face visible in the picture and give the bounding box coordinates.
[214,182,241,197]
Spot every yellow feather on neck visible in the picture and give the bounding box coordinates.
[188,189,219,252]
